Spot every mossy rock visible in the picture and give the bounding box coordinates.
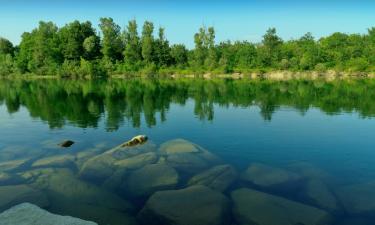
[114,152,158,170]
[32,155,76,168]
[0,158,30,172]
[0,172,24,185]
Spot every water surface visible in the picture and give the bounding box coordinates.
[1,78,375,225]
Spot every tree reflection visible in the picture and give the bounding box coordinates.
[1,78,375,129]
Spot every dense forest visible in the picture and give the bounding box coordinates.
[1,79,375,128]
[0,18,374,77]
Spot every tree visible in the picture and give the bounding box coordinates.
[99,17,123,61]
[204,27,217,70]
[0,37,14,56]
[141,21,154,64]
[58,21,98,61]
[153,27,171,67]
[83,35,101,60]
[124,20,141,65]
[170,44,188,67]
[261,28,283,67]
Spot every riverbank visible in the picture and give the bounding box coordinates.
[1,70,375,80]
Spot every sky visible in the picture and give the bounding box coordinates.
[0,0,374,47]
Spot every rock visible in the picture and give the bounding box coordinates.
[231,188,332,225]
[0,158,30,172]
[0,185,49,211]
[79,142,157,183]
[188,164,237,192]
[159,139,200,154]
[286,162,332,182]
[20,168,134,214]
[0,172,23,185]
[59,140,74,148]
[115,152,158,170]
[121,135,148,147]
[300,179,341,213]
[32,155,75,168]
[123,164,179,197]
[138,185,231,225]
[158,139,221,174]
[240,163,302,191]
[337,181,375,215]
[50,203,137,225]
[102,168,129,191]
[0,203,97,225]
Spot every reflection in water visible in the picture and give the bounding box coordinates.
[1,79,375,129]
[1,79,375,225]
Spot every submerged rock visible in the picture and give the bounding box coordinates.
[0,185,49,211]
[58,140,75,148]
[300,179,342,213]
[79,142,157,182]
[123,164,179,197]
[0,203,97,225]
[19,168,134,215]
[0,158,30,172]
[0,172,23,185]
[231,188,332,225]
[115,152,158,170]
[240,163,302,191]
[158,139,221,174]
[138,185,231,225]
[187,164,237,192]
[32,154,76,168]
[337,181,375,215]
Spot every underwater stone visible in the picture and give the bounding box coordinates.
[0,158,30,172]
[79,142,157,182]
[231,188,332,225]
[115,152,158,170]
[32,154,76,168]
[337,181,375,215]
[0,203,97,225]
[187,164,237,192]
[0,172,23,185]
[123,164,179,197]
[59,140,75,148]
[301,178,342,213]
[158,139,221,174]
[138,185,231,225]
[0,185,49,211]
[20,168,134,214]
[240,163,302,191]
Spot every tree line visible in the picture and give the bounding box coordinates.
[0,18,374,77]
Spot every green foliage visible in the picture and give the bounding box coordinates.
[0,19,374,77]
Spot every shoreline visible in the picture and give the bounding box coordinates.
[1,70,375,80]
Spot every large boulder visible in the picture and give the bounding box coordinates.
[138,185,231,225]
[79,142,157,183]
[187,164,237,192]
[231,188,332,225]
[123,164,179,197]
[158,139,221,174]
[0,203,97,225]
[336,181,375,215]
[240,163,302,191]
[0,185,49,211]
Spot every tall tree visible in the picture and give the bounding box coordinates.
[99,17,123,61]
[124,20,141,65]
[154,27,171,67]
[0,37,14,56]
[141,21,154,64]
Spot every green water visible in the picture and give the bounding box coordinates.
[1,78,375,225]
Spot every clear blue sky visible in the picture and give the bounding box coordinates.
[0,0,374,47]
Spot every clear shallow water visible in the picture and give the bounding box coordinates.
[1,79,375,224]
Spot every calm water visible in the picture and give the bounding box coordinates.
[1,78,375,225]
